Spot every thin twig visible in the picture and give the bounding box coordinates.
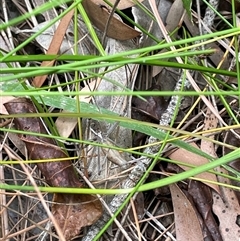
[102,0,121,44]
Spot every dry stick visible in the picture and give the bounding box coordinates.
[102,0,121,44]
[0,125,12,241]
[200,1,240,175]
[2,0,14,50]
[195,0,237,142]
[112,192,140,241]
[0,159,9,241]
[20,163,66,241]
[145,210,176,241]
[2,149,66,241]
[1,219,50,240]
[130,198,142,241]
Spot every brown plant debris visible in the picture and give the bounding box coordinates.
[4,97,102,241]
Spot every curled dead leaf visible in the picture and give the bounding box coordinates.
[82,0,141,40]
[4,98,102,240]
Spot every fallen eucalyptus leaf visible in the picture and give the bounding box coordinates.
[212,167,240,241]
[188,180,222,240]
[4,98,102,241]
[82,0,141,40]
[170,184,204,241]
[168,143,220,194]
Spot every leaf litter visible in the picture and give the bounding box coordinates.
[1,0,240,240]
[4,98,102,240]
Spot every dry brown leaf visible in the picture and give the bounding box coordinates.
[90,0,144,10]
[168,143,220,194]
[4,98,102,240]
[212,167,240,241]
[170,184,204,241]
[188,180,223,240]
[82,0,141,40]
[223,127,240,204]
[32,9,74,87]
[200,108,240,240]
[223,128,240,172]
[52,193,102,241]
